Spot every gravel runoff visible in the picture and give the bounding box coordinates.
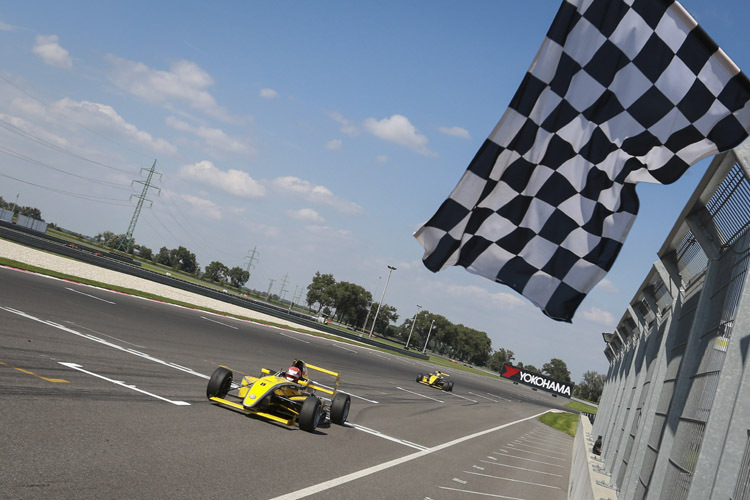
[0,238,316,331]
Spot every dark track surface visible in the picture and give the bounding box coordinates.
[0,265,574,499]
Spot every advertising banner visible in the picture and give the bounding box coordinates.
[501,364,572,398]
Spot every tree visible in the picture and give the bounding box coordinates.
[154,246,172,266]
[134,244,153,260]
[330,282,371,326]
[306,272,336,313]
[523,364,540,373]
[227,267,250,288]
[372,304,398,335]
[204,261,229,283]
[488,348,515,372]
[574,371,605,403]
[542,358,572,383]
[170,246,198,274]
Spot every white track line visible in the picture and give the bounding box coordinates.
[491,452,564,468]
[66,287,115,304]
[313,381,379,404]
[59,362,189,406]
[333,344,357,353]
[486,392,512,402]
[469,392,498,402]
[449,392,478,403]
[463,471,560,489]
[436,486,525,499]
[269,411,548,500]
[345,423,427,451]
[200,316,238,329]
[396,386,444,403]
[479,460,563,477]
[277,331,310,343]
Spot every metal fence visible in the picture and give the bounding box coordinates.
[591,138,750,500]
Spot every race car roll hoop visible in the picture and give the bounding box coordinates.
[206,359,351,433]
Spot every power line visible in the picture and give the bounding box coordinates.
[0,171,132,206]
[118,160,160,253]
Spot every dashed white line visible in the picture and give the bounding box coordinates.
[449,393,478,403]
[396,386,444,403]
[479,460,563,477]
[464,471,561,490]
[436,487,525,499]
[269,411,548,500]
[277,331,310,343]
[66,287,115,304]
[505,445,566,460]
[486,392,512,402]
[59,362,189,406]
[491,452,564,468]
[333,344,357,353]
[345,423,427,450]
[200,316,238,329]
[469,392,498,402]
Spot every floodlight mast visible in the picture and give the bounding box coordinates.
[368,265,396,338]
[405,305,422,349]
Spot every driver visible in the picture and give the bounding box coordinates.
[284,366,303,383]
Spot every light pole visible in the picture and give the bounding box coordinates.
[422,319,435,354]
[405,305,422,349]
[369,265,396,338]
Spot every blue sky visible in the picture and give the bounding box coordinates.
[0,1,748,382]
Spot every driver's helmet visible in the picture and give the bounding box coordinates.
[292,360,308,378]
[285,366,302,383]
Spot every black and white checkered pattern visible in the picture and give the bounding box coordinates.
[415,0,750,322]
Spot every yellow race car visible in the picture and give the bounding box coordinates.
[206,359,351,432]
[417,370,454,392]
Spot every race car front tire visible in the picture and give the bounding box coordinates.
[206,367,233,399]
[331,393,351,425]
[416,374,423,383]
[299,396,322,432]
[448,381,454,392]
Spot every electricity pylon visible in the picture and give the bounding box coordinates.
[118,160,160,254]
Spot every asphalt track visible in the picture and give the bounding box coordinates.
[0,265,574,499]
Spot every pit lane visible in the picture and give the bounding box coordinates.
[0,265,573,499]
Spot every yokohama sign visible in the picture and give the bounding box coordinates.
[501,364,572,397]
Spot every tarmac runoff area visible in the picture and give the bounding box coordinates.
[0,238,318,332]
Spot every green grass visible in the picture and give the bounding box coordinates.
[539,411,579,437]
[565,401,598,414]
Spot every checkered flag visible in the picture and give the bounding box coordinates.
[415,0,750,322]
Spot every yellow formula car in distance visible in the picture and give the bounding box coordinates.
[417,370,454,392]
[206,359,351,432]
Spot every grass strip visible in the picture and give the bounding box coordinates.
[539,411,579,437]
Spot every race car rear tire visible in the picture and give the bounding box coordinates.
[416,374,423,382]
[330,393,351,425]
[443,382,450,392]
[299,396,322,432]
[206,367,233,399]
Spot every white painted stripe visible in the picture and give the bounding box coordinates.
[452,478,468,485]
[63,321,148,348]
[200,316,238,329]
[469,392,498,402]
[66,287,115,304]
[505,445,566,460]
[345,423,427,451]
[437,486,526,499]
[491,452,564,468]
[479,460,563,477]
[277,331,310,343]
[268,411,548,500]
[396,386,444,403]
[449,392,478,403]
[312,381,379,404]
[333,344,357,353]
[513,441,568,455]
[464,471,560,490]
[59,362,189,406]
[486,392,512,402]
[1,307,210,380]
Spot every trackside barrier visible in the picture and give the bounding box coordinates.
[569,415,618,500]
[0,222,428,360]
[578,138,750,499]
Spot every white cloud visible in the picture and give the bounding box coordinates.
[287,208,324,223]
[179,160,266,198]
[376,155,389,164]
[593,279,619,294]
[0,21,19,31]
[326,138,342,150]
[271,176,363,215]
[304,224,355,242]
[32,35,72,69]
[259,88,279,99]
[433,282,527,310]
[165,116,253,156]
[179,194,222,220]
[439,125,471,139]
[106,55,232,121]
[330,111,358,136]
[580,307,617,326]
[363,114,436,156]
